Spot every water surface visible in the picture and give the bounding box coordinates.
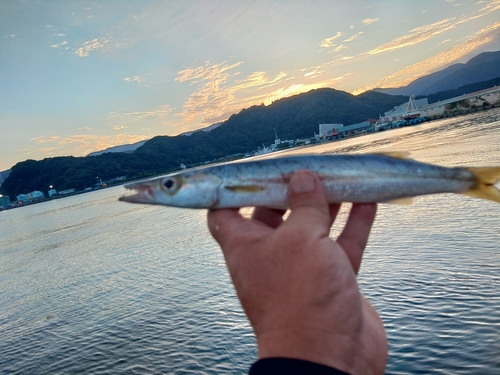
[1,109,499,374]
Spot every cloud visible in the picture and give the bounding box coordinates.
[174,61,296,128]
[176,61,244,84]
[367,18,456,55]
[438,38,452,45]
[304,69,324,78]
[478,0,500,13]
[354,21,500,93]
[31,136,61,143]
[332,44,348,53]
[124,76,144,84]
[75,38,110,57]
[51,41,67,48]
[107,104,172,124]
[31,133,153,156]
[362,18,379,25]
[319,32,342,48]
[344,32,364,42]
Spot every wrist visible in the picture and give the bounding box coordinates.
[256,327,360,374]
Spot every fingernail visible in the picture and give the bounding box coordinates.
[291,173,315,193]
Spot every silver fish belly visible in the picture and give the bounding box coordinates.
[119,154,500,209]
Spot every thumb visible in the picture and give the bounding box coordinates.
[286,170,332,234]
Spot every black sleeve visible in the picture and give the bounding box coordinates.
[249,358,350,375]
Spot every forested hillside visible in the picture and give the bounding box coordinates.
[1,88,407,197]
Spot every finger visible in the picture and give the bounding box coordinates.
[207,208,248,248]
[337,203,377,274]
[252,207,286,228]
[286,171,331,236]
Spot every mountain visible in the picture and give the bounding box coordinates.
[87,140,148,156]
[0,170,11,187]
[0,88,408,198]
[375,50,500,96]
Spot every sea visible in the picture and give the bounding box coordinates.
[1,108,499,374]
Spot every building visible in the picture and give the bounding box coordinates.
[339,121,372,136]
[28,191,45,200]
[0,195,11,209]
[17,194,29,203]
[319,123,343,136]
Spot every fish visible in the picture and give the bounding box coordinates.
[118,153,500,209]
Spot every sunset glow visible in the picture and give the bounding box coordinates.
[0,0,499,170]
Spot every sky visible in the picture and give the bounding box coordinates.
[1,0,499,171]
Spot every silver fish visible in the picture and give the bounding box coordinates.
[119,153,500,209]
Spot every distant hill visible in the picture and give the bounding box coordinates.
[0,170,11,187]
[0,88,408,197]
[87,140,148,156]
[179,122,223,136]
[375,50,500,96]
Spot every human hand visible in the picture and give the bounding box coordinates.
[207,171,387,375]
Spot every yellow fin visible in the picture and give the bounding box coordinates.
[225,185,265,193]
[382,197,414,205]
[464,167,500,203]
[374,151,411,160]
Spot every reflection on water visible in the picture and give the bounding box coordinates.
[1,109,500,374]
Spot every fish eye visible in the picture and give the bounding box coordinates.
[164,178,175,190]
[161,177,181,195]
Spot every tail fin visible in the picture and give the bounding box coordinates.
[464,167,500,203]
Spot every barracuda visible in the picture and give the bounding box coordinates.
[119,153,500,209]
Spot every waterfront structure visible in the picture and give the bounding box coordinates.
[384,96,428,118]
[319,123,343,136]
[0,195,11,209]
[17,194,29,203]
[58,189,76,195]
[339,121,372,136]
[419,86,500,118]
[28,191,45,200]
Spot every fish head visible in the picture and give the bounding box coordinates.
[119,172,222,208]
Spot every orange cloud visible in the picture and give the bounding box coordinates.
[31,133,153,157]
[367,18,456,55]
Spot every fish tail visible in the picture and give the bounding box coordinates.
[464,167,500,203]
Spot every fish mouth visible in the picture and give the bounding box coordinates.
[119,182,157,204]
